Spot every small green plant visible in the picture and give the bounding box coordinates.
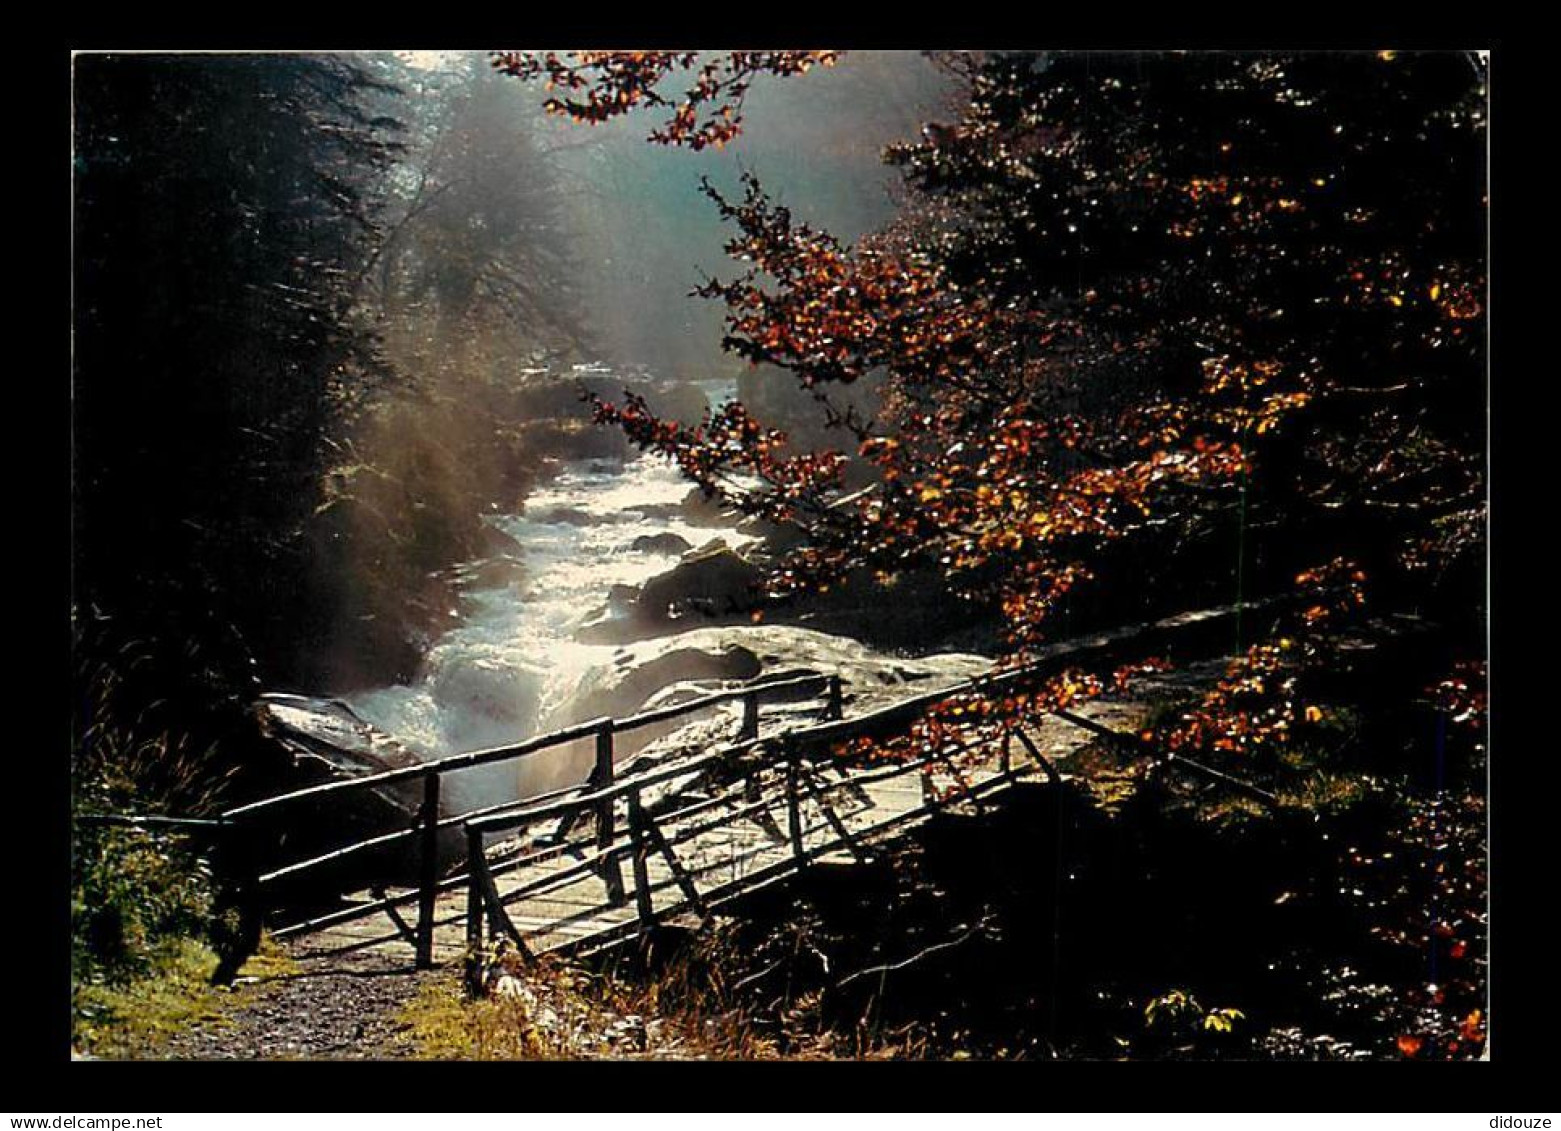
[73,937,230,1056]
[1132,988,1249,1058]
[71,643,238,1045]
[72,822,217,984]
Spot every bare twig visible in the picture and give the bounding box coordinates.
[835,914,995,988]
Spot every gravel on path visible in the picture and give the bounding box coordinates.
[150,946,438,1061]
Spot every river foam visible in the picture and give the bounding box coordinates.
[348,451,748,766]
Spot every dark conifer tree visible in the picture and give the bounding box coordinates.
[73,53,404,722]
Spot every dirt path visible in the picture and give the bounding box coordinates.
[149,945,440,1061]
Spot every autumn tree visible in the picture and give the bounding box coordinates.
[500,50,1486,778]
[495,50,1489,1059]
[492,51,841,151]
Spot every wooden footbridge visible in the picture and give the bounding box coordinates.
[106,603,1276,992]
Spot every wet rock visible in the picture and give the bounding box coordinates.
[576,583,650,645]
[556,624,990,739]
[255,695,430,818]
[680,487,738,526]
[638,540,763,623]
[637,488,734,528]
[735,513,808,555]
[478,521,526,557]
[528,504,598,526]
[463,555,525,590]
[606,582,643,609]
[631,532,693,556]
[559,641,763,724]
[575,541,765,645]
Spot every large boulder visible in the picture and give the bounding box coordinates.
[679,487,738,527]
[734,513,809,555]
[639,540,764,624]
[631,531,694,556]
[576,583,648,645]
[548,624,994,768]
[575,539,767,646]
[553,640,763,728]
[250,695,467,897]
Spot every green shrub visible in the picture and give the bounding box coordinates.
[71,643,237,1040]
[71,821,216,985]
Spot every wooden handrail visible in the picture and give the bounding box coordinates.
[75,813,230,830]
[466,748,729,835]
[229,672,832,820]
[460,600,1274,856]
[224,716,613,819]
[615,673,829,733]
[238,673,837,956]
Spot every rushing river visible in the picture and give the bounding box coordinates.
[348,452,740,755]
[336,373,751,803]
[292,371,986,812]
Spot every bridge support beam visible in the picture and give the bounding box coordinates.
[785,743,806,868]
[464,826,483,995]
[740,690,760,740]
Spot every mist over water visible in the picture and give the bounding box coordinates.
[541,51,953,376]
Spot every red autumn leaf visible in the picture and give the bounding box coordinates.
[1460,1010,1484,1043]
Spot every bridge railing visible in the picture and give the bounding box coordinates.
[455,695,1073,992]
[219,671,840,967]
[129,597,1270,972]
[450,598,1286,986]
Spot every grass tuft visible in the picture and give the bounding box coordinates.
[73,936,296,1058]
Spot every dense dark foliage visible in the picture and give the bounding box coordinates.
[73,54,404,709]
[882,51,1485,633]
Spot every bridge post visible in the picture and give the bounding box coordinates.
[596,721,626,906]
[784,739,806,868]
[464,825,484,996]
[210,816,265,985]
[627,790,655,930]
[740,690,760,741]
[826,675,843,721]
[416,771,441,968]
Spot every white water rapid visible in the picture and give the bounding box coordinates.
[349,454,741,756]
[335,375,757,807]
[301,372,989,815]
